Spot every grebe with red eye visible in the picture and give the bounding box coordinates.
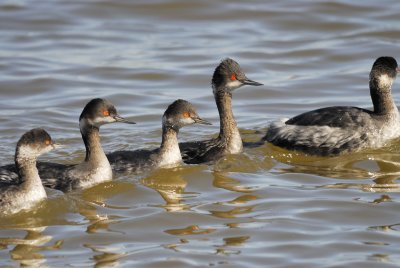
[0,128,57,215]
[0,98,135,192]
[179,58,263,164]
[107,99,211,174]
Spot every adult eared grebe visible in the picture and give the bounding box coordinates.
[179,58,263,164]
[0,129,56,215]
[264,56,400,156]
[0,98,135,191]
[107,99,211,174]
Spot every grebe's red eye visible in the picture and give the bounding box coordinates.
[230,74,237,81]
[103,110,110,116]
[182,112,190,118]
[45,140,51,145]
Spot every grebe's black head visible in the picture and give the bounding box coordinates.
[162,99,211,131]
[211,58,263,95]
[16,128,56,159]
[79,98,136,130]
[370,56,399,91]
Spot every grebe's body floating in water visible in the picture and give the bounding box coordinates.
[179,58,263,164]
[264,57,400,156]
[0,129,57,215]
[0,98,135,191]
[108,99,211,174]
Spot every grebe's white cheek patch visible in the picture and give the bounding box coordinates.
[378,74,393,89]
[226,80,242,89]
[93,116,115,125]
[81,116,115,128]
[179,117,195,126]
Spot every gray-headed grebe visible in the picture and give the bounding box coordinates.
[264,56,400,156]
[179,58,263,164]
[0,129,56,215]
[0,98,134,191]
[107,99,211,174]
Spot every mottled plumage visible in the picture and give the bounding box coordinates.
[264,56,400,156]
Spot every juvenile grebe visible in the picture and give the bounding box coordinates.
[0,98,135,191]
[0,129,56,215]
[179,58,263,164]
[264,56,400,156]
[107,99,211,174]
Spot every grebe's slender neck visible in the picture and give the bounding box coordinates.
[158,126,181,167]
[15,155,41,189]
[215,89,240,141]
[370,82,397,116]
[81,125,106,163]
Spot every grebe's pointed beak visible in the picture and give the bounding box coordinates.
[242,78,263,86]
[114,114,136,124]
[193,117,212,125]
[52,143,63,149]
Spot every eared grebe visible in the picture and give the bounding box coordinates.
[0,98,135,191]
[264,56,400,156]
[107,99,211,174]
[0,129,56,215]
[179,58,263,164]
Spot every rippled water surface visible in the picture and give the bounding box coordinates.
[1,0,400,267]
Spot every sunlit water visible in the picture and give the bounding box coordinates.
[1,0,400,267]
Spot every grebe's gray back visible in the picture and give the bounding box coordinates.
[264,56,400,156]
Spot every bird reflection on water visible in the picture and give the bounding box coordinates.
[141,167,197,212]
[0,227,62,267]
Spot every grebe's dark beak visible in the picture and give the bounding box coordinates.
[242,78,263,86]
[193,117,212,125]
[52,143,63,149]
[114,114,136,124]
